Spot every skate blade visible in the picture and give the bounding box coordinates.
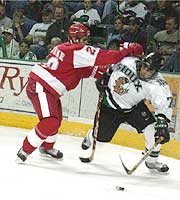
[39,152,63,161]
[15,156,26,164]
[147,168,170,175]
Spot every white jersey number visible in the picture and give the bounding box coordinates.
[167,96,173,108]
[46,57,59,70]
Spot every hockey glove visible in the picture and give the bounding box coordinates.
[154,114,170,144]
[95,72,110,93]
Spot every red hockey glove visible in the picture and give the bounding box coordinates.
[119,42,144,57]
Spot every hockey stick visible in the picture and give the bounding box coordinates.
[79,92,103,163]
[119,136,164,175]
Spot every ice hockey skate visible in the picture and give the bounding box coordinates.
[39,146,63,160]
[16,148,29,163]
[81,129,94,150]
[145,161,169,174]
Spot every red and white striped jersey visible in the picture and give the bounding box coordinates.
[30,42,133,97]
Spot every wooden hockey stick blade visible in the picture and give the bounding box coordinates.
[119,154,142,175]
[119,155,132,175]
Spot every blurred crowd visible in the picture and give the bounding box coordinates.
[0,0,179,72]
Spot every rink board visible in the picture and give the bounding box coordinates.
[0,111,180,160]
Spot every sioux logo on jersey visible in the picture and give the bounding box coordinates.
[116,63,142,92]
[114,77,129,95]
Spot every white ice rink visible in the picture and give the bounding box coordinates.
[0,125,179,200]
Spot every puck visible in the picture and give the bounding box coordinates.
[115,186,125,191]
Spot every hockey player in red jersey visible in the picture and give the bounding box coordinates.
[17,23,143,162]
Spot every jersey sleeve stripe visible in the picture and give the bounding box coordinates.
[73,46,100,68]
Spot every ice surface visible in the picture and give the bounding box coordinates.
[0,126,179,200]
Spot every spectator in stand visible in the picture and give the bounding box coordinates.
[101,0,117,23]
[117,0,148,20]
[24,0,44,23]
[25,8,53,60]
[43,0,69,18]
[123,17,148,51]
[65,0,105,18]
[107,38,120,50]
[12,5,36,43]
[153,16,180,57]
[0,2,13,34]
[4,0,28,19]
[70,0,101,27]
[63,0,84,13]
[0,28,19,58]
[93,0,105,18]
[45,5,70,46]
[12,39,37,61]
[149,0,176,32]
[152,16,180,72]
[172,1,180,18]
[47,37,62,56]
[106,15,126,47]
